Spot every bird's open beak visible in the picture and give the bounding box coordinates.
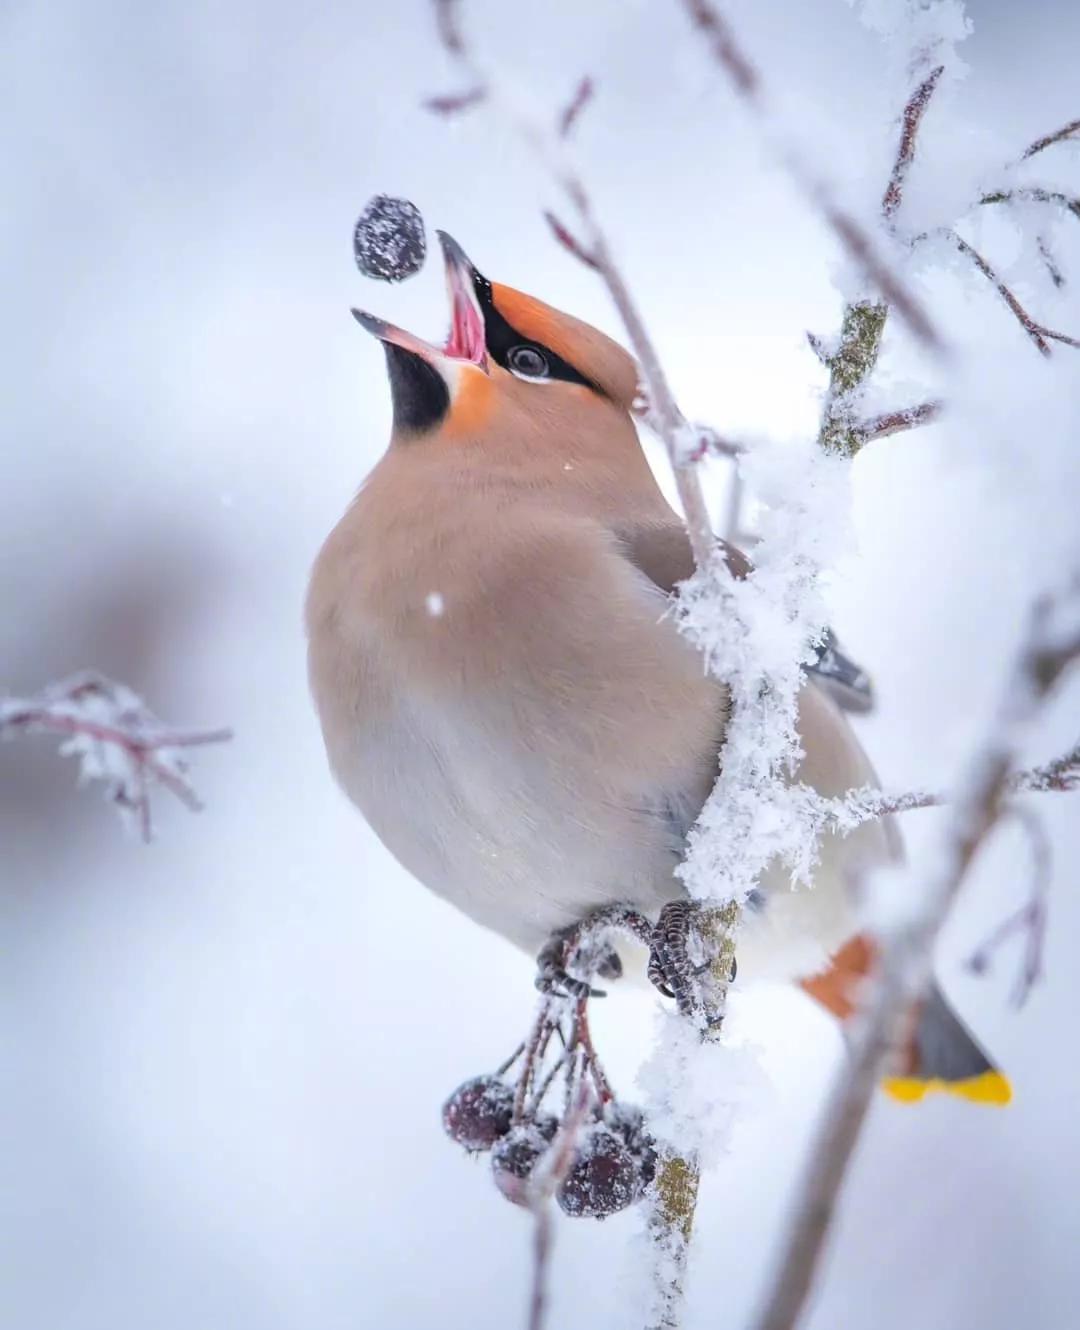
[436,230,487,366]
[350,230,487,372]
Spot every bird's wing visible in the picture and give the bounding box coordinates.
[613,518,874,712]
[612,518,749,591]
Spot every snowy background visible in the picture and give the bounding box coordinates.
[4,1,1080,1327]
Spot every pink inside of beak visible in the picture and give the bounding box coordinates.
[443,265,486,365]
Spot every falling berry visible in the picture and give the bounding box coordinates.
[442,1075,514,1152]
[557,1126,641,1219]
[353,195,426,282]
[491,1123,551,1206]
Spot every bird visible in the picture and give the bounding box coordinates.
[306,229,1009,1105]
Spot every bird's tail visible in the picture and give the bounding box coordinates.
[882,982,1012,1106]
[800,938,1011,1106]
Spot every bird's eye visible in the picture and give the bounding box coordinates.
[507,345,550,379]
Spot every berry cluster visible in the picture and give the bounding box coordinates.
[441,985,657,1219]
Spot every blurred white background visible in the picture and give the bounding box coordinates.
[4,1,1080,1327]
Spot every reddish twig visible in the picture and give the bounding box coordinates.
[883,65,945,221]
[1021,117,1080,161]
[680,0,942,351]
[526,1081,592,1330]
[1,672,232,842]
[857,400,944,442]
[542,210,600,270]
[423,86,486,116]
[950,231,1080,355]
[558,76,595,139]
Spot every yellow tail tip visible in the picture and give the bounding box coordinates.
[882,1070,1012,1106]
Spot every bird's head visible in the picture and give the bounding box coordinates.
[351,231,640,452]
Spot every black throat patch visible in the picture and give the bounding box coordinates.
[384,342,450,436]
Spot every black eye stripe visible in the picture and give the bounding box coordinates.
[473,275,604,395]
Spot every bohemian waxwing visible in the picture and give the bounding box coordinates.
[306,231,1009,1105]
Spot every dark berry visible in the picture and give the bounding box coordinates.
[442,1075,514,1152]
[491,1124,550,1206]
[607,1102,657,1187]
[353,195,426,282]
[557,1126,642,1219]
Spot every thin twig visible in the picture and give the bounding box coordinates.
[751,586,1080,1330]
[883,65,945,221]
[1021,117,1080,161]
[950,231,1080,355]
[857,400,944,442]
[558,76,595,139]
[0,672,232,841]
[1036,235,1067,290]
[680,0,942,352]
[817,64,947,456]
[430,0,716,567]
[526,1082,592,1330]
[979,186,1080,223]
[543,210,600,271]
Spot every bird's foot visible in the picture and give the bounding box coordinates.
[534,904,654,1000]
[646,901,737,1018]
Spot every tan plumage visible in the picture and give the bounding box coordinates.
[307,232,1006,1101]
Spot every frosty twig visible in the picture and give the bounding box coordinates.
[949,231,1080,355]
[751,585,1080,1330]
[816,60,946,456]
[0,672,232,841]
[680,0,943,352]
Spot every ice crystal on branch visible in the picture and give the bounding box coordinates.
[0,672,232,840]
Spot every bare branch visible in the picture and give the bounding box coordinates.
[1021,117,1080,161]
[979,186,1080,223]
[558,76,595,139]
[751,585,1080,1330]
[542,210,600,271]
[882,65,945,221]
[526,1084,591,1330]
[423,86,486,117]
[680,0,943,351]
[817,65,947,456]
[857,399,944,443]
[1036,234,1067,290]
[433,0,464,54]
[950,231,1080,355]
[1,672,232,841]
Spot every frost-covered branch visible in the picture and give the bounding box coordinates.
[680,0,943,352]
[0,672,232,841]
[751,584,1080,1330]
[1021,116,1080,161]
[816,62,945,456]
[949,231,1080,355]
[799,736,1080,838]
[857,399,944,443]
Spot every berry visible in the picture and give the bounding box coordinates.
[608,1102,657,1188]
[442,1075,514,1152]
[491,1123,551,1206]
[353,195,426,282]
[557,1126,642,1219]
